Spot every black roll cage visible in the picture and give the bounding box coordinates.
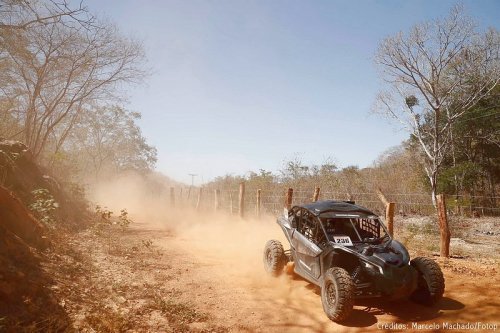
[291,207,392,246]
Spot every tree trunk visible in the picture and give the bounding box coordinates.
[427,164,439,208]
[436,194,451,257]
[447,109,459,199]
[431,107,440,208]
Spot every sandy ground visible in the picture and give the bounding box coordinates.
[133,213,500,333]
[70,180,500,332]
[44,212,499,332]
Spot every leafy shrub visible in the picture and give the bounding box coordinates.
[118,209,132,229]
[95,205,113,225]
[29,188,59,225]
[93,206,133,231]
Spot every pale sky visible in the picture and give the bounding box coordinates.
[85,0,499,185]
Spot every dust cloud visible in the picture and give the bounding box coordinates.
[86,170,288,269]
[73,174,500,332]
[87,171,178,222]
[88,170,283,249]
[87,171,329,329]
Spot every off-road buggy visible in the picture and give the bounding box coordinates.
[263,200,445,323]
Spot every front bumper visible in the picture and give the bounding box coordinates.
[372,264,418,299]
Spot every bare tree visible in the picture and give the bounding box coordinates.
[0,6,146,159]
[374,5,500,205]
[0,0,93,141]
[0,0,92,30]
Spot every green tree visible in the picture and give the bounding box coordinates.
[67,105,157,179]
[374,5,500,205]
[439,86,500,200]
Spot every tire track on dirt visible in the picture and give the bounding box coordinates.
[148,215,499,332]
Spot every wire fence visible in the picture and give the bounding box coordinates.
[168,185,500,218]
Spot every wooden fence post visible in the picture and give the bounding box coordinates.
[196,187,203,211]
[239,182,245,218]
[386,203,395,237]
[214,189,221,212]
[313,187,320,202]
[376,188,395,237]
[229,192,234,215]
[285,188,293,210]
[170,187,175,207]
[436,194,451,258]
[256,189,262,219]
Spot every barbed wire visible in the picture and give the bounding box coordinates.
[169,185,499,216]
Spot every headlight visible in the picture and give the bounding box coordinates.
[364,261,384,274]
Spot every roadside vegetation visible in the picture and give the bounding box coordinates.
[0,0,157,184]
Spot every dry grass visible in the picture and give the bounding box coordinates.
[151,296,210,332]
[33,223,232,333]
[395,215,500,260]
[85,309,132,333]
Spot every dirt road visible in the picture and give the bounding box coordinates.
[141,214,500,333]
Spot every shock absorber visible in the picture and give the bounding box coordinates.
[351,265,363,282]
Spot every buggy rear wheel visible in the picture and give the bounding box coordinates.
[321,267,354,323]
[263,240,287,276]
[410,257,445,305]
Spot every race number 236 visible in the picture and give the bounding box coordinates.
[333,236,353,246]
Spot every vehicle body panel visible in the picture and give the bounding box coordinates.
[278,200,418,299]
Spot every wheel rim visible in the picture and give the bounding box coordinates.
[326,282,337,307]
[266,249,272,264]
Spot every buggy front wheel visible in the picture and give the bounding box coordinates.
[321,267,354,323]
[263,240,287,276]
[410,257,445,305]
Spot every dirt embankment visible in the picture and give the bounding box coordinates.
[0,185,70,331]
[0,139,86,330]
